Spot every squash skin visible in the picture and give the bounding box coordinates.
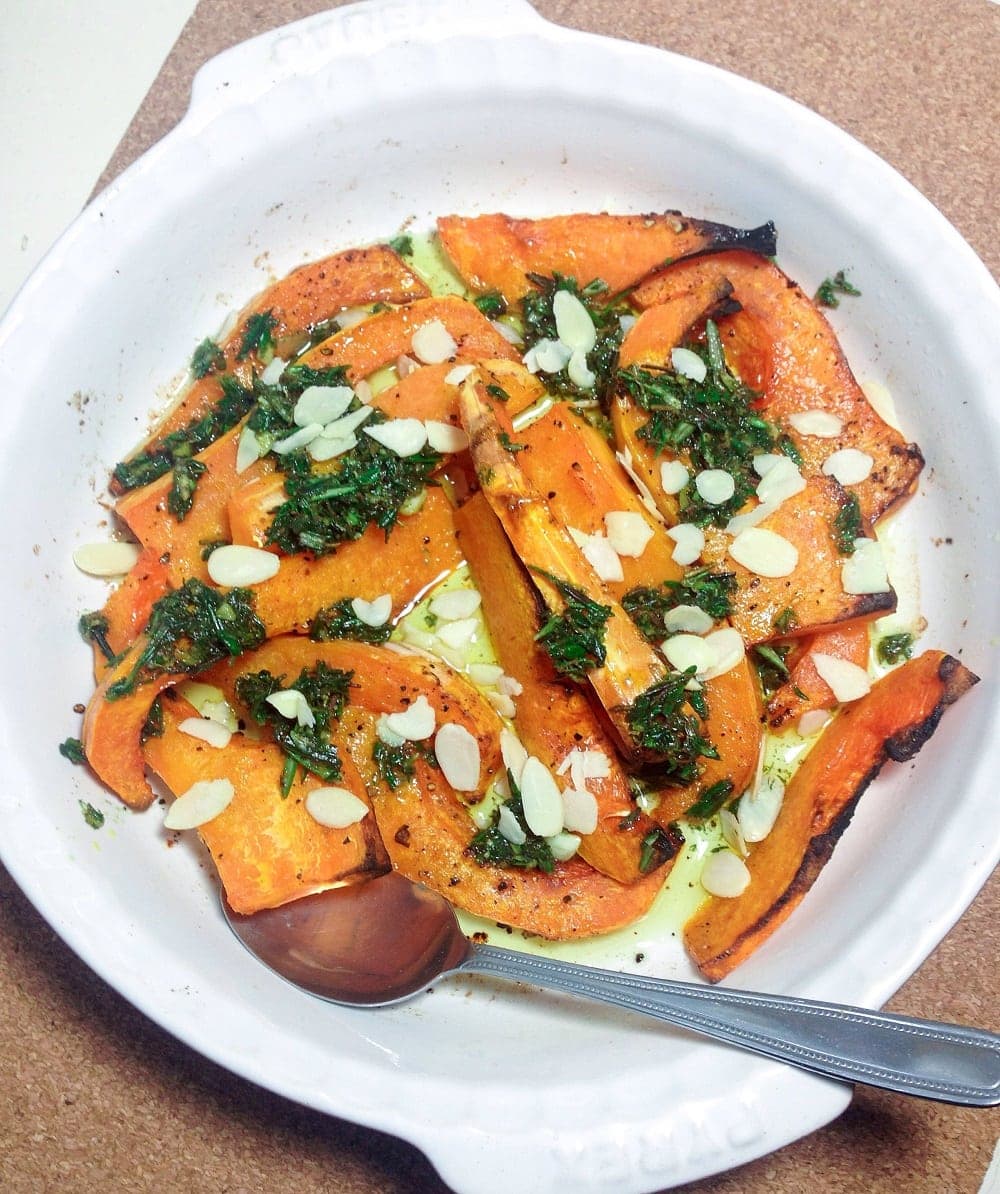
[436,211,776,302]
[631,250,924,525]
[614,270,897,645]
[683,651,979,981]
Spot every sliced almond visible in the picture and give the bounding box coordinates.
[207,544,280,587]
[695,469,736,505]
[552,289,596,352]
[822,448,874,486]
[666,522,704,566]
[787,410,843,438]
[811,652,872,703]
[429,588,482,621]
[411,319,458,364]
[177,717,233,749]
[560,786,599,835]
[842,538,891,594]
[700,850,751,898]
[304,786,369,828]
[604,511,654,558]
[434,723,481,792]
[671,346,707,382]
[728,527,798,577]
[519,757,564,837]
[293,384,354,427]
[364,419,428,457]
[72,541,141,578]
[351,594,392,627]
[384,694,436,741]
[164,779,235,831]
[425,420,469,453]
[659,459,689,495]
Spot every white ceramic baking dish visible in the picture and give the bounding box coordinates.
[0,2,996,1190]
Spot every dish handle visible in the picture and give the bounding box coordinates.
[188,0,549,119]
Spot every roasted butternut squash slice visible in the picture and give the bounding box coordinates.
[111,244,429,488]
[94,547,172,677]
[244,488,462,636]
[341,707,668,939]
[614,281,896,645]
[82,639,186,809]
[698,478,895,645]
[684,651,979,981]
[460,381,669,762]
[766,622,872,729]
[512,406,763,814]
[143,696,390,914]
[202,638,504,793]
[436,211,776,301]
[455,492,682,885]
[116,424,274,585]
[631,251,924,524]
[299,294,519,381]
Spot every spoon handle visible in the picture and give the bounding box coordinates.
[461,946,1000,1106]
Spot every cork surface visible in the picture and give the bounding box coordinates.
[2,1,997,1191]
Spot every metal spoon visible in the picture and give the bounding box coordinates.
[222,871,1000,1106]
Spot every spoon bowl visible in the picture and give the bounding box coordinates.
[222,872,1000,1106]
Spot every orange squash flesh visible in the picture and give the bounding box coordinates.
[299,295,520,381]
[455,492,682,885]
[459,381,669,761]
[111,245,429,487]
[143,697,390,915]
[631,251,924,525]
[94,547,172,677]
[345,705,668,939]
[116,426,274,586]
[699,478,895,645]
[374,358,544,425]
[615,286,896,646]
[683,651,979,981]
[82,641,187,809]
[202,639,504,793]
[512,406,763,814]
[246,488,463,636]
[766,622,872,729]
[436,211,776,302]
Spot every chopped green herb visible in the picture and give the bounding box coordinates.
[498,431,526,454]
[309,598,393,645]
[622,567,737,640]
[237,310,277,361]
[59,737,85,764]
[112,373,255,495]
[190,337,226,379]
[832,492,863,555]
[79,610,115,662]
[372,738,438,789]
[235,662,352,796]
[474,291,508,318]
[265,413,442,556]
[684,779,735,820]
[638,823,684,873]
[79,801,105,830]
[467,772,555,873]
[388,234,413,256]
[521,272,628,402]
[617,320,776,529]
[531,569,611,680]
[878,632,914,665]
[199,539,228,561]
[815,270,861,309]
[753,643,793,698]
[140,696,164,743]
[625,671,718,785]
[105,579,265,700]
[485,383,510,403]
[772,606,799,634]
[167,448,207,521]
